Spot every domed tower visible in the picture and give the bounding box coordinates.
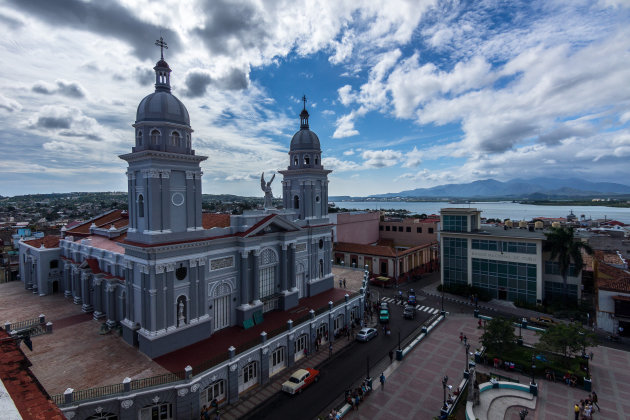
[120,38,207,244]
[280,97,332,220]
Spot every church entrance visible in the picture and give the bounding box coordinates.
[213,283,232,331]
[296,273,305,298]
[239,361,258,393]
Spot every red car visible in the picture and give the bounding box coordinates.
[281,368,320,394]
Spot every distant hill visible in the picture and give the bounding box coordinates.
[370,178,630,199]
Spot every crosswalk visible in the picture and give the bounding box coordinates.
[379,297,441,315]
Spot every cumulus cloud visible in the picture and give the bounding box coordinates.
[32,80,86,98]
[28,105,101,139]
[134,67,154,86]
[343,149,355,156]
[322,157,360,172]
[182,68,249,97]
[402,146,423,168]
[0,94,22,112]
[361,149,403,168]
[332,112,360,138]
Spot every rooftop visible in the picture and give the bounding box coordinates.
[442,226,547,240]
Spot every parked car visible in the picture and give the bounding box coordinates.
[529,316,555,327]
[356,327,378,342]
[282,368,320,395]
[408,289,416,305]
[380,301,389,310]
[403,305,416,319]
[379,309,390,323]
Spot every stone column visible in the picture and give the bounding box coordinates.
[252,251,261,305]
[240,251,250,305]
[92,277,104,319]
[72,267,82,304]
[280,245,288,292]
[197,259,206,318]
[106,282,117,327]
[188,259,198,320]
[260,344,270,385]
[228,361,239,404]
[289,244,296,290]
[63,262,72,298]
[81,272,93,312]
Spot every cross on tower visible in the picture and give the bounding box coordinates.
[302,95,307,110]
[155,36,168,60]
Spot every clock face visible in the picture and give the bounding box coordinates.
[171,192,185,206]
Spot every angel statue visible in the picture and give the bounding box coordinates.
[261,172,275,209]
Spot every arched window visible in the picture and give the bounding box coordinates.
[315,156,318,165]
[293,195,300,209]
[201,379,226,407]
[259,249,278,301]
[171,131,180,146]
[176,295,187,327]
[151,129,160,145]
[319,259,324,278]
[304,155,310,165]
[137,130,143,146]
[138,194,144,217]
[293,157,298,166]
[86,413,118,420]
[187,134,191,148]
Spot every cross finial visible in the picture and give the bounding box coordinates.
[302,95,307,110]
[155,36,168,60]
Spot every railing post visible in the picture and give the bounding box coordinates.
[39,314,45,324]
[344,294,349,302]
[64,388,74,404]
[309,309,315,319]
[4,322,10,331]
[287,319,293,330]
[261,331,267,343]
[185,365,192,380]
[328,301,333,311]
[46,322,53,334]
[123,377,131,393]
[228,346,236,359]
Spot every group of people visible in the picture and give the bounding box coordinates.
[199,400,219,420]
[345,380,372,411]
[337,277,347,289]
[563,372,579,387]
[574,392,599,419]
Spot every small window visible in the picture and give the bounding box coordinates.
[138,194,144,217]
[304,155,310,165]
[319,239,324,249]
[315,157,319,165]
[137,130,143,146]
[294,195,300,209]
[171,131,180,146]
[176,265,187,280]
[406,227,411,232]
[315,196,320,203]
[385,226,390,231]
[49,260,58,269]
[417,227,422,233]
[294,157,298,166]
[151,129,160,145]
[398,226,403,232]
[429,228,434,234]
[379,226,384,231]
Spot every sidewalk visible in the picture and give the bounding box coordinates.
[341,313,630,420]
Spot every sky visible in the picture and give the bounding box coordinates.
[1,0,629,198]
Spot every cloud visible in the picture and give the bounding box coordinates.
[6,0,181,60]
[28,105,101,139]
[343,149,355,156]
[182,67,249,97]
[134,67,154,86]
[182,70,213,98]
[322,157,360,172]
[361,149,403,168]
[332,112,360,138]
[32,80,86,98]
[0,94,22,112]
[0,12,23,29]
[402,146,423,168]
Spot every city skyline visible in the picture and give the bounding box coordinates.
[1,0,629,198]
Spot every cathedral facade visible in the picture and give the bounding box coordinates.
[19,48,336,358]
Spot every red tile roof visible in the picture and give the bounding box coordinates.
[0,330,65,419]
[75,235,126,254]
[595,253,630,293]
[202,213,231,229]
[22,236,60,249]
[335,241,436,258]
[65,210,128,236]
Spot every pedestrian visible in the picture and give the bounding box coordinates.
[574,402,580,420]
[343,278,347,289]
[463,335,467,345]
[459,332,463,342]
[329,342,333,357]
[380,372,386,390]
[478,319,482,329]
[389,350,394,363]
[592,390,600,411]
[339,278,342,288]
[347,327,351,341]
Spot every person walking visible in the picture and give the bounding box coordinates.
[339,278,342,288]
[592,390,600,411]
[329,342,333,357]
[574,402,580,420]
[380,372,386,390]
[459,332,463,343]
[343,278,347,289]
[389,350,394,363]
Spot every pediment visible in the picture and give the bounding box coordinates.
[242,214,301,237]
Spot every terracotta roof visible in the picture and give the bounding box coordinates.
[22,236,60,249]
[335,241,436,258]
[65,210,127,236]
[202,213,231,229]
[85,258,102,274]
[75,235,126,254]
[0,330,65,419]
[595,254,630,293]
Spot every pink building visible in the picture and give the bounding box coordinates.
[379,216,439,246]
[330,211,379,245]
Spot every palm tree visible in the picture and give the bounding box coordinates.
[544,227,593,301]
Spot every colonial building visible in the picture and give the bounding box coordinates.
[440,208,584,304]
[18,47,336,359]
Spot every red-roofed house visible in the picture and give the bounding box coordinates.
[594,251,630,335]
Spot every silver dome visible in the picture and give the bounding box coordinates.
[136,91,190,126]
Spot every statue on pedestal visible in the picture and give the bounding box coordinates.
[261,172,275,209]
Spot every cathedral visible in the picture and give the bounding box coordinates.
[19,43,335,358]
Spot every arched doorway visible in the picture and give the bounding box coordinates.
[213,283,231,331]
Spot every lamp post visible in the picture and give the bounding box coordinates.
[440,281,445,316]
[464,343,470,378]
[441,375,448,411]
[529,353,538,396]
[531,354,536,385]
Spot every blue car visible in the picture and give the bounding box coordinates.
[408,289,416,305]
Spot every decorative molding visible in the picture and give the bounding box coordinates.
[295,243,307,253]
[95,407,103,414]
[142,169,161,179]
[198,258,206,266]
[210,256,234,271]
[106,283,117,293]
[191,383,200,392]
[161,169,171,179]
[186,171,196,179]
[121,400,133,409]
[166,263,175,272]
[262,347,269,355]
[230,364,238,372]
[152,396,160,403]
[65,412,75,419]
[177,388,189,397]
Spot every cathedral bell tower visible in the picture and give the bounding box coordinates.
[119,38,207,244]
[279,96,332,221]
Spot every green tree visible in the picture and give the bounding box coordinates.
[535,322,596,366]
[480,317,516,355]
[544,227,593,300]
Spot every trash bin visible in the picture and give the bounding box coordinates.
[396,349,403,361]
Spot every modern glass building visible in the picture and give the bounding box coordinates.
[440,208,582,304]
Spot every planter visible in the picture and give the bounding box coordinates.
[583,377,592,392]
[529,382,538,396]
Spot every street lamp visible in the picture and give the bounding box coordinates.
[441,375,449,411]
[464,343,470,377]
[531,354,536,385]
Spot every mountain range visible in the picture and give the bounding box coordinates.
[367,178,630,199]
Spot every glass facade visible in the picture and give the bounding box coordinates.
[443,215,467,232]
[544,261,576,277]
[443,237,468,285]
[472,239,536,254]
[472,258,537,304]
[544,281,577,301]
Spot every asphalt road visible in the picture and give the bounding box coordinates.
[244,289,436,420]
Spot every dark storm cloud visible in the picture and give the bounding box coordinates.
[216,68,249,90]
[182,71,213,98]
[134,67,154,86]
[59,131,102,141]
[477,120,538,153]
[32,80,86,98]
[194,0,269,56]
[538,125,593,145]
[34,116,72,129]
[7,0,181,60]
